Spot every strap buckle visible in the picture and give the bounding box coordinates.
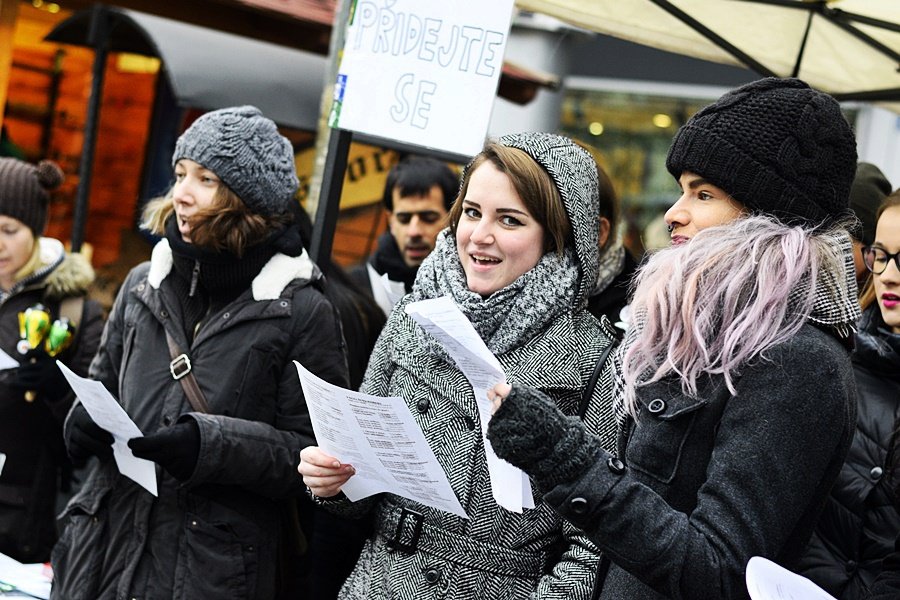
[386,508,424,554]
[169,354,192,380]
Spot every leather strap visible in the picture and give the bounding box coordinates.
[164,331,210,414]
[579,340,617,419]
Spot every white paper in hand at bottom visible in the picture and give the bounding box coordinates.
[405,296,534,513]
[746,556,836,600]
[56,362,158,496]
[295,361,467,518]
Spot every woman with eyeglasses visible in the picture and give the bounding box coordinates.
[797,189,900,600]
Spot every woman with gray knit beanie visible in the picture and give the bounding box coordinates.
[0,158,104,564]
[300,133,620,599]
[487,78,861,600]
[50,106,349,599]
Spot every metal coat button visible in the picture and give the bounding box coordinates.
[647,398,666,414]
[607,457,626,474]
[569,497,588,515]
[423,568,441,584]
[416,398,430,413]
[871,466,884,480]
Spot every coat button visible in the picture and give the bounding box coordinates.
[607,457,625,474]
[416,398,430,413]
[569,497,588,515]
[160,310,168,318]
[423,567,441,584]
[163,415,172,426]
[223,312,230,319]
[647,398,666,414]
[871,466,883,480]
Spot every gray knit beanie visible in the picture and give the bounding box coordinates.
[849,162,892,245]
[172,105,298,216]
[0,158,64,235]
[666,77,858,227]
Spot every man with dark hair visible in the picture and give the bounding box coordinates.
[352,155,458,314]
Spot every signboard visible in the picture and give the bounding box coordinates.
[330,0,517,157]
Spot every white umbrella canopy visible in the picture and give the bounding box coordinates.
[516,0,900,112]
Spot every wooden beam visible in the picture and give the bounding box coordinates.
[0,0,20,130]
[57,0,332,54]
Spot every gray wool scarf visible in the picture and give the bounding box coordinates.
[412,230,579,359]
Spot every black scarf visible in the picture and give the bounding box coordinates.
[163,216,303,336]
[370,231,418,293]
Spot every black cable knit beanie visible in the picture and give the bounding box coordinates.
[0,158,64,235]
[666,77,858,227]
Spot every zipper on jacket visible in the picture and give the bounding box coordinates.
[188,260,200,297]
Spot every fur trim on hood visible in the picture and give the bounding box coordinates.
[40,238,95,301]
[147,238,317,300]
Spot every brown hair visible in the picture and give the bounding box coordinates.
[141,185,289,257]
[859,189,900,310]
[448,142,569,254]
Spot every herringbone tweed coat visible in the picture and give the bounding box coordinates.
[320,133,620,600]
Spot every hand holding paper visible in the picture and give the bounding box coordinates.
[295,361,467,518]
[404,296,534,513]
[56,362,158,496]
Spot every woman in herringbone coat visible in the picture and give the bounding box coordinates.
[300,133,619,599]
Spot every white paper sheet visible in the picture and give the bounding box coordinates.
[405,296,534,513]
[0,552,52,599]
[56,362,158,496]
[0,347,21,370]
[294,361,467,518]
[746,556,837,600]
[366,263,407,316]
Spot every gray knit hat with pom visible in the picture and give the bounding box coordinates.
[172,105,299,216]
[0,158,64,235]
[666,77,858,227]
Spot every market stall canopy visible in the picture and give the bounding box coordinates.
[517,0,900,112]
[45,7,327,130]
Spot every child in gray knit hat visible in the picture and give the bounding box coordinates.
[486,77,861,600]
[53,106,350,599]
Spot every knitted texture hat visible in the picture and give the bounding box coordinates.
[172,105,298,216]
[0,158,64,235]
[666,77,858,227]
[849,162,892,245]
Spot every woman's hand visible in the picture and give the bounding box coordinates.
[298,446,356,498]
[488,382,512,414]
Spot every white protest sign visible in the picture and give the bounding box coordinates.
[330,0,516,156]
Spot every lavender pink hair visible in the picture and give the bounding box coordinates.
[621,215,848,415]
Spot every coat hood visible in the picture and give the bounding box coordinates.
[38,237,95,301]
[493,132,600,306]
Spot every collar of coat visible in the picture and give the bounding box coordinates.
[147,238,317,300]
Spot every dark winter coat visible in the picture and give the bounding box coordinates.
[491,323,857,600]
[798,306,900,599]
[0,239,103,563]
[50,240,348,600]
[869,534,900,600]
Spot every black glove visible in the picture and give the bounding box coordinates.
[65,403,114,464]
[10,350,70,400]
[128,420,201,481]
[486,384,603,490]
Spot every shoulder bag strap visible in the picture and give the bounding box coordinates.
[578,339,618,419]
[164,330,210,414]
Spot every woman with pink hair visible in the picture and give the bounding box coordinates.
[487,78,861,599]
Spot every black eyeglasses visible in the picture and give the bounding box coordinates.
[862,246,900,275]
